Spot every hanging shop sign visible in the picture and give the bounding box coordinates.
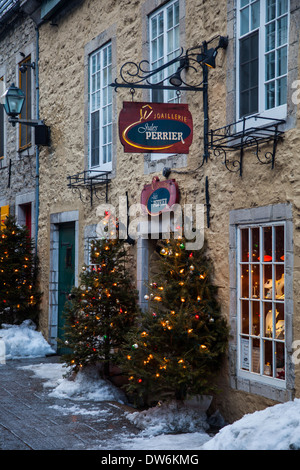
[141,176,180,216]
[119,101,193,154]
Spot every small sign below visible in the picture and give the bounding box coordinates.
[141,176,180,216]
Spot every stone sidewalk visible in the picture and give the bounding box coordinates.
[0,355,140,450]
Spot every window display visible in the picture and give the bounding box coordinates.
[238,224,285,381]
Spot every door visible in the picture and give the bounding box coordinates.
[57,222,75,355]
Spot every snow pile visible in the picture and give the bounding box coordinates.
[125,432,211,450]
[49,366,127,404]
[202,398,300,450]
[21,362,127,404]
[0,320,55,359]
[50,404,112,417]
[20,362,67,388]
[127,400,209,436]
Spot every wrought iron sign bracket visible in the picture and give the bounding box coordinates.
[208,116,285,176]
[110,36,229,167]
[110,50,205,93]
[67,170,111,207]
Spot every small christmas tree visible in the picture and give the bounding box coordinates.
[120,236,228,405]
[0,215,42,326]
[61,233,140,378]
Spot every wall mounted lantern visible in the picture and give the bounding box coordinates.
[19,61,35,74]
[1,83,50,146]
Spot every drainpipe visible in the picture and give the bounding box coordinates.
[35,26,39,252]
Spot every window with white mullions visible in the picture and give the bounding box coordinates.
[238,223,286,384]
[149,0,180,103]
[265,0,288,110]
[89,42,112,171]
[237,0,289,120]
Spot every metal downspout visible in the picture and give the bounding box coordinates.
[35,26,39,251]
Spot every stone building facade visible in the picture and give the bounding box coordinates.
[0,0,43,243]
[29,0,300,422]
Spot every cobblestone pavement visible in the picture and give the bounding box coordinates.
[0,355,141,450]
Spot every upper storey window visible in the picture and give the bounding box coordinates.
[19,56,32,150]
[89,42,112,172]
[237,0,289,120]
[149,0,180,103]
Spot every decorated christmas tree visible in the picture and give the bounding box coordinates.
[61,232,140,378]
[120,236,228,404]
[0,215,42,326]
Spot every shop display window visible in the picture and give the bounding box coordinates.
[238,223,285,382]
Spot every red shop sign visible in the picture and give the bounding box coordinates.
[141,176,180,216]
[119,101,193,154]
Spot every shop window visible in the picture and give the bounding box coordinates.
[18,203,32,238]
[89,42,112,172]
[19,56,32,150]
[149,0,180,104]
[238,223,286,383]
[237,0,289,120]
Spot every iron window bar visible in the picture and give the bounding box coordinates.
[209,116,285,176]
[67,170,111,207]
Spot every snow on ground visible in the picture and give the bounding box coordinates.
[0,320,55,359]
[21,361,127,404]
[202,399,300,450]
[1,321,300,450]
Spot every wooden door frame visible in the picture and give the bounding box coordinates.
[48,211,79,351]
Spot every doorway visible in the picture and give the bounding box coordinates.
[57,222,75,354]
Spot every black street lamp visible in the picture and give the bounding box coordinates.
[1,83,50,145]
[2,83,25,119]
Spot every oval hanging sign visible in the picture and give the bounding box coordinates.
[141,176,180,216]
[119,102,193,153]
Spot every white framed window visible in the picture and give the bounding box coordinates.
[237,222,286,387]
[89,42,112,172]
[149,0,180,104]
[237,0,289,121]
[19,56,32,151]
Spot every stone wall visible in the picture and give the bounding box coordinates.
[0,14,37,219]
[38,0,300,422]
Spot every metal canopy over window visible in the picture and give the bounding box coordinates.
[67,170,110,207]
[209,115,285,176]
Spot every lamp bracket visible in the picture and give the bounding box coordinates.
[8,117,45,127]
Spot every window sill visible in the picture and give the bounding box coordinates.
[234,371,293,403]
[236,105,287,133]
[144,152,187,175]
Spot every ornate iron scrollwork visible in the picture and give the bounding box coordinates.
[67,170,111,207]
[209,116,285,176]
[111,48,206,92]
